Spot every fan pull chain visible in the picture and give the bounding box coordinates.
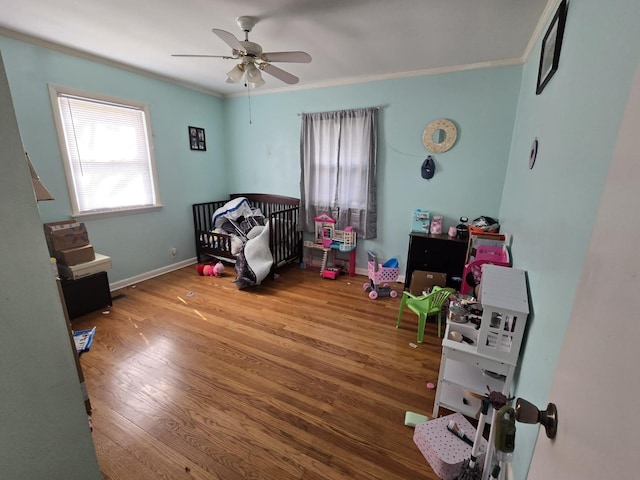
[246,81,253,124]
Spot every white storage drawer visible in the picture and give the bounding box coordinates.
[57,253,112,280]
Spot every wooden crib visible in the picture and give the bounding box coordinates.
[192,193,303,273]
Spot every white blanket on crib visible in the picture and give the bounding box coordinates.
[234,224,273,288]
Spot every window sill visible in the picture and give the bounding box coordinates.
[72,205,163,221]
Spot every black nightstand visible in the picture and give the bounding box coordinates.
[404,233,467,291]
[60,271,112,319]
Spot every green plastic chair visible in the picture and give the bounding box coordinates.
[396,286,455,342]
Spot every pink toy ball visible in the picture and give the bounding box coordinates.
[202,264,214,276]
[213,261,225,277]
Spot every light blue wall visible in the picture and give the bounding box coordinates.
[1,50,101,480]
[499,0,640,476]
[224,67,522,268]
[0,36,227,282]
[0,34,521,283]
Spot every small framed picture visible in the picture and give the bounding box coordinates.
[188,126,206,151]
[536,0,567,95]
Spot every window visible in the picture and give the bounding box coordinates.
[49,85,161,217]
[300,107,378,239]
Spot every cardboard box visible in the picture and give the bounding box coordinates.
[54,245,95,266]
[57,253,112,280]
[44,221,90,252]
[410,270,447,295]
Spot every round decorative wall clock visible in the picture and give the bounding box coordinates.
[423,118,458,153]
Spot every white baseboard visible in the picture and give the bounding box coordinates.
[109,258,405,291]
[109,257,197,291]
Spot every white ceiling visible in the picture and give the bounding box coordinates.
[0,0,551,97]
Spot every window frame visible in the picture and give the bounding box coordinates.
[48,84,162,219]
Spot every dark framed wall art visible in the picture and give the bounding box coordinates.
[536,0,567,95]
[189,126,206,151]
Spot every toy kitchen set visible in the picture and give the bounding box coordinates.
[433,264,529,419]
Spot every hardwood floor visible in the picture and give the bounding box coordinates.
[72,265,448,480]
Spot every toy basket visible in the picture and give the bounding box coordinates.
[367,258,399,285]
[364,251,399,300]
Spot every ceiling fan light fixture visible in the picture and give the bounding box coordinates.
[245,63,259,79]
[226,64,245,83]
[245,63,264,88]
[176,16,311,89]
[249,75,265,88]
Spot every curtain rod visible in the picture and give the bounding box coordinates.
[297,105,386,116]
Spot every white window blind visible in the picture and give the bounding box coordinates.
[50,86,160,216]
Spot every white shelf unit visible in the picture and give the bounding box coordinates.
[433,265,529,420]
[432,265,529,480]
[433,335,516,422]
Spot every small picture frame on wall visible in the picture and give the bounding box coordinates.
[188,126,206,151]
[536,0,567,95]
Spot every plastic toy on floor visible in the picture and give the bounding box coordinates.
[197,261,226,277]
[212,261,225,277]
[363,250,399,299]
[321,266,340,280]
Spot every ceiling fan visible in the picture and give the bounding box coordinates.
[172,16,312,88]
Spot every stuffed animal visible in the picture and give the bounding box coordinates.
[212,261,225,277]
[202,264,214,276]
[199,261,225,277]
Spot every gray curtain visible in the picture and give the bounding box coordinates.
[299,107,377,239]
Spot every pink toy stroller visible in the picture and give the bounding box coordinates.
[363,250,399,300]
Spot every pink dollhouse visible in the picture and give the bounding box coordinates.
[304,214,357,277]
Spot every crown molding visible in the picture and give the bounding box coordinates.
[226,57,525,98]
[2,24,534,100]
[522,0,563,62]
[0,26,222,97]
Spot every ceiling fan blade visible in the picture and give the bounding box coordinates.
[261,63,299,85]
[171,54,235,59]
[261,51,312,63]
[212,28,244,52]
